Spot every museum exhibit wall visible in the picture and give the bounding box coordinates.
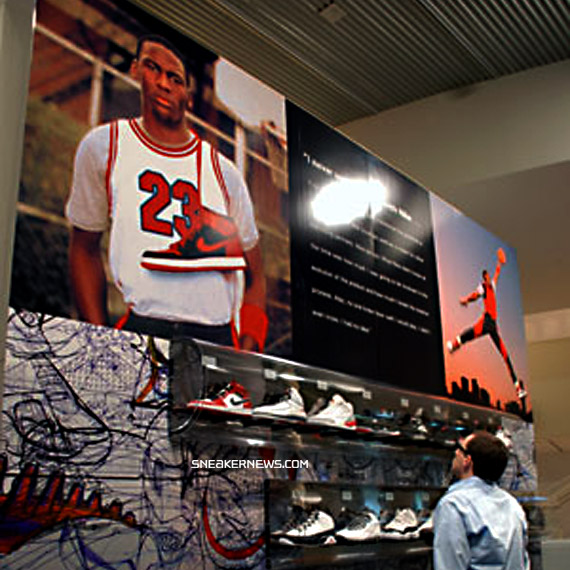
[0,0,555,567]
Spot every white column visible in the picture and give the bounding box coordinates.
[0,0,36,445]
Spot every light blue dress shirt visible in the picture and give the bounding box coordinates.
[433,476,529,570]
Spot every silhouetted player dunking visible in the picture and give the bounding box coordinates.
[447,248,526,400]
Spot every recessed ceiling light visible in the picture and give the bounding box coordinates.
[318,2,347,25]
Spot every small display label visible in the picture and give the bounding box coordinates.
[202,355,216,367]
[341,490,352,501]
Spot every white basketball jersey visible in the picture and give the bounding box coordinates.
[107,118,240,324]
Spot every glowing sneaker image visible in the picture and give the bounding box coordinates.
[335,510,381,542]
[307,393,356,430]
[447,336,461,353]
[514,379,528,400]
[141,206,246,272]
[253,387,307,421]
[186,380,252,415]
[381,508,420,540]
[281,509,335,545]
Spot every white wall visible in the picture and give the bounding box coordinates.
[341,59,570,193]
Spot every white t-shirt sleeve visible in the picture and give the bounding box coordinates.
[65,124,111,232]
[218,153,259,252]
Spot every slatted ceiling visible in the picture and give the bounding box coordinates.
[209,0,498,102]
[426,0,570,71]
[346,1,488,94]
[128,0,570,126]
[430,2,532,72]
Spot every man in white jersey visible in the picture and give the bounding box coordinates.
[66,35,267,351]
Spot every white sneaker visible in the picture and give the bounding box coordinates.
[382,508,419,538]
[253,387,307,420]
[495,427,513,451]
[307,394,356,429]
[282,509,335,544]
[336,510,381,542]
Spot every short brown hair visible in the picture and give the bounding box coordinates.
[466,431,509,482]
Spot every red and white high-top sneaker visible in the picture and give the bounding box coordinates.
[141,206,246,272]
[186,380,252,415]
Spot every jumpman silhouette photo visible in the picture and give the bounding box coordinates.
[447,248,527,401]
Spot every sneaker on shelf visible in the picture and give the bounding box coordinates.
[281,509,335,545]
[186,380,252,415]
[306,394,356,430]
[333,507,361,530]
[141,206,246,272]
[272,504,310,537]
[495,427,514,451]
[335,510,381,542]
[417,513,434,537]
[405,408,430,439]
[253,387,307,421]
[381,508,420,540]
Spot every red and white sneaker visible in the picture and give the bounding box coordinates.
[186,380,252,415]
[307,394,357,430]
[141,206,246,272]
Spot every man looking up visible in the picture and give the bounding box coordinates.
[433,431,529,570]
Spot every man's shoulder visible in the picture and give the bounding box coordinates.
[443,477,484,500]
[206,144,246,191]
[81,119,134,145]
[77,122,115,155]
[207,142,237,171]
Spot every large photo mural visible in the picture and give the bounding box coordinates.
[10,0,290,356]
[8,0,532,413]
